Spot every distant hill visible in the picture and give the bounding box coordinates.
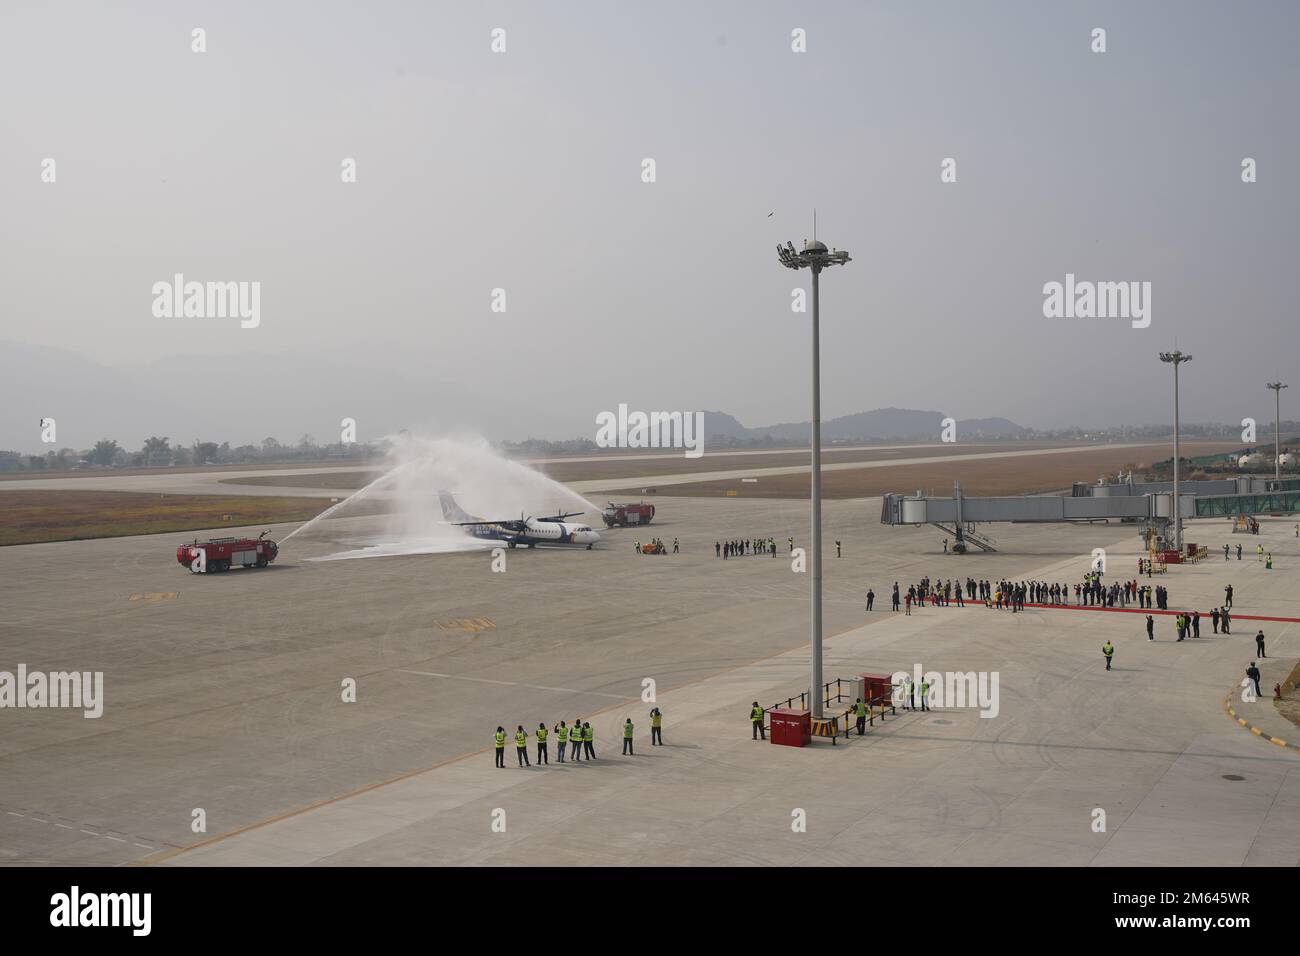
[703,407,1025,443]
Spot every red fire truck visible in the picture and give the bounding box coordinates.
[176,532,279,573]
[601,501,656,528]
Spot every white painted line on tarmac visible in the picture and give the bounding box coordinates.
[396,670,627,700]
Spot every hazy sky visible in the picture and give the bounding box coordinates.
[2,0,1297,451]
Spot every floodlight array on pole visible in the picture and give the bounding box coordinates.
[1267,381,1288,482]
[1159,351,1192,551]
[777,237,851,719]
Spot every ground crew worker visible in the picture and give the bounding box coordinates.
[673,537,679,553]
[554,721,569,762]
[854,697,867,735]
[751,701,766,740]
[582,722,595,759]
[623,718,635,755]
[515,725,530,767]
[788,537,794,552]
[634,540,640,554]
[919,678,931,711]
[902,675,914,711]
[650,707,663,745]
[836,540,842,558]
[494,726,506,768]
[1266,552,1273,570]
[571,718,584,761]
[536,722,549,765]
[1256,629,1267,658]
[1102,641,1114,671]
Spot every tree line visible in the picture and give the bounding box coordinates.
[0,435,379,472]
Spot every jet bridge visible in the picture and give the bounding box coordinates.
[881,480,1300,553]
[1072,475,1300,497]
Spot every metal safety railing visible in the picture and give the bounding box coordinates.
[761,680,900,744]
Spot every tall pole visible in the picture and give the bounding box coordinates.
[1267,382,1287,482]
[776,234,849,721]
[1160,351,1191,552]
[1172,361,1181,552]
[810,265,823,718]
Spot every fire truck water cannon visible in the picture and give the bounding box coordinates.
[176,532,279,573]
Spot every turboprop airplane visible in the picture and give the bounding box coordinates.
[438,491,601,549]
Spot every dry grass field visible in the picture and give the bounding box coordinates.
[219,442,1068,489]
[0,490,334,546]
[609,441,1243,500]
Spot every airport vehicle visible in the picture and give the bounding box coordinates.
[601,501,656,527]
[176,532,278,572]
[438,491,600,549]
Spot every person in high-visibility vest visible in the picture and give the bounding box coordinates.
[554,721,569,762]
[494,726,506,768]
[650,707,663,745]
[622,718,635,755]
[1102,641,1114,671]
[853,697,867,736]
[571,718,583,761]
[750,701,765,740]
[582,722,595,759]
[515,725,530,767]
[919,679,931,712]
[535,722,549,765]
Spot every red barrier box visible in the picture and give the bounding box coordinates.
[769,708,811,747]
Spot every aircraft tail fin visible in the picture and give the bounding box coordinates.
[437,490,478,523]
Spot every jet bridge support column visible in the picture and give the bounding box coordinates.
[953,481,967,553]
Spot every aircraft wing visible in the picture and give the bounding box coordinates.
[536,511,585,523]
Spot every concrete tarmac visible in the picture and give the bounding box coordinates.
[1,488,1297,866]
